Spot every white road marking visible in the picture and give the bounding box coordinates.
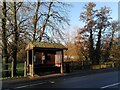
[14,82,46,89]
[101,82,120,89]
[50,81,55,84]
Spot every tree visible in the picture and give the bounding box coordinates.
[11,2,18,76]
[79,3,114,65]
[33,0,41,41]
[95,6,111,64]
[31,2,70,43]
[2,0,9,77]
[80,2,96,64]
[64,32,78,61]
[74,28,90,64]
[0,1,70,77]
[103,21,120,62]
[7,2,24,76]
[39,2,53,42]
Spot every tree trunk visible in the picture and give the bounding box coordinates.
[39,2,53,42]
[2,0,9,77]
[13,2,18,76]
[89,28,95,65]
[95,28,102,64]
[33,1,40,42]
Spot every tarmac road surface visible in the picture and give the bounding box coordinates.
[2,70,120,89]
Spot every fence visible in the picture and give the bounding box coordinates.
[65,60,120,72]
[2,61,27,78]
[92,61,120,69]
[2,63,11,77]
[2,60,120,77]
[69,61,92,70]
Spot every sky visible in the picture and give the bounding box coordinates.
[6,0,119,2]
[2,0,119,38]
[68,2,118,35]
[3,0,119,29]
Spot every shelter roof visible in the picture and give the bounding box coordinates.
[25,42,67,50]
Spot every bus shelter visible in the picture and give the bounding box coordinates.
[25,42,67,77]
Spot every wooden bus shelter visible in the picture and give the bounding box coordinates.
[25,42,67,77]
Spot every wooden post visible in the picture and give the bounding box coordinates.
[31,49,34,77]
[27,50,29,75]
[11,60,14,78]
[29,64,32,76]
[0,55,1,78]
[0,54,2,90]
[61,50,64,73]
[42,53,45,64]
[82,61,84,70]
[24,61,26,77]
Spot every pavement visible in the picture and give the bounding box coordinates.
[2,67,120,89]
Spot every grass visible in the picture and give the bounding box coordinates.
[2,61,119,79]
[2,75,25,81]
[2,63,24,78]
[2,63,24,70]
[16,63,24,70]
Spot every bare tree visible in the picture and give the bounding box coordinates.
[7,2,24,76]
[31,2,70,43]
[39,2,53,42]
[11,2,18,76]
[33,0,41,41]
[2,0,8,77]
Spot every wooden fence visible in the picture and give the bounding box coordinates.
[2,61,27,78]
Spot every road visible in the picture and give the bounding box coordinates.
[3,70,120,89]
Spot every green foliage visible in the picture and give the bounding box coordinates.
[2,63,24,77]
